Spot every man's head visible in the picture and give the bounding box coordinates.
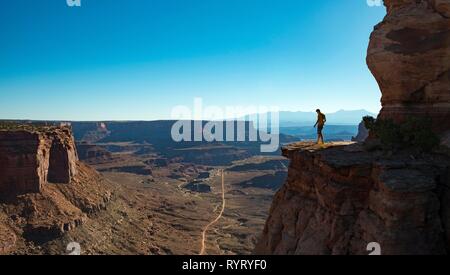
[316,109,321,114]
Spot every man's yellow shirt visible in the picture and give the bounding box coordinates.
[317,113,326,126]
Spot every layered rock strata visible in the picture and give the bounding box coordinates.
[367,0,450,134]
[255,142,450,255]
[0,127,78,195]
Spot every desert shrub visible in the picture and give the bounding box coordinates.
[363,116,439,152]
[400,117,440,152]
[0,121,54,132]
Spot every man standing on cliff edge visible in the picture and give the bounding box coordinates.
[314,109,326,144]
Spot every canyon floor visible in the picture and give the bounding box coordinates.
[2,143,287,255]
[93,155,285,255]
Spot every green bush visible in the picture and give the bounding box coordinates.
[363,116,439,152]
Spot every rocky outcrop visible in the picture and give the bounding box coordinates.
[76,143,112,162]
[0,125,112,252]
[256,0,450,255]
[367,0,450,135]
[255,142,450,255]
[47,129,78,184]
[72,122,110,143]
[0,127,78,196]
[352,121,369,142]
[0,131,50,195]
[0,161,112,249]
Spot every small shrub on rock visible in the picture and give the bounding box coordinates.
[363,116,439,153]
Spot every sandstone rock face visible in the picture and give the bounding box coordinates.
[0,125,112,253]
[367,0,450,134]
[0,131,49,195]
[256,0,450,255]
[47,129,78,183]
[255,142,450,255]
[0,127,78,196]
[0,161,112,248]
[352,121,369,142]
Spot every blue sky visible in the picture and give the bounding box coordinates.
[0,0,386,121]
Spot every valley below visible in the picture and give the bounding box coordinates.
[67,120,366,254]
[68,149,287,255]
[0,121,293,255]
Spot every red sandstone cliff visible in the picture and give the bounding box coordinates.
[367,0,450,135]
[255,142,450,254]
[0,125,111,254]
[255,0,450,255]
[0,127,78,195]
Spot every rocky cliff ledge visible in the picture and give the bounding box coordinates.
[255,0,450,255]
[255,142,450,255]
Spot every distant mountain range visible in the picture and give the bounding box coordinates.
[244,109,376,127]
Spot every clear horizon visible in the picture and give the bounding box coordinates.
[0,0,386,121]
[0,108,376,123]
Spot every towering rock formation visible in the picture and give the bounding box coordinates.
[367,0,450,134]
[256,0,450,255]
[0,125,112,253]
[0,131,49,194]
[0,126,78,196]
[47,129,78,183]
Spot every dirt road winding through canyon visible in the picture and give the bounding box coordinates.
[199,170,226,255]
